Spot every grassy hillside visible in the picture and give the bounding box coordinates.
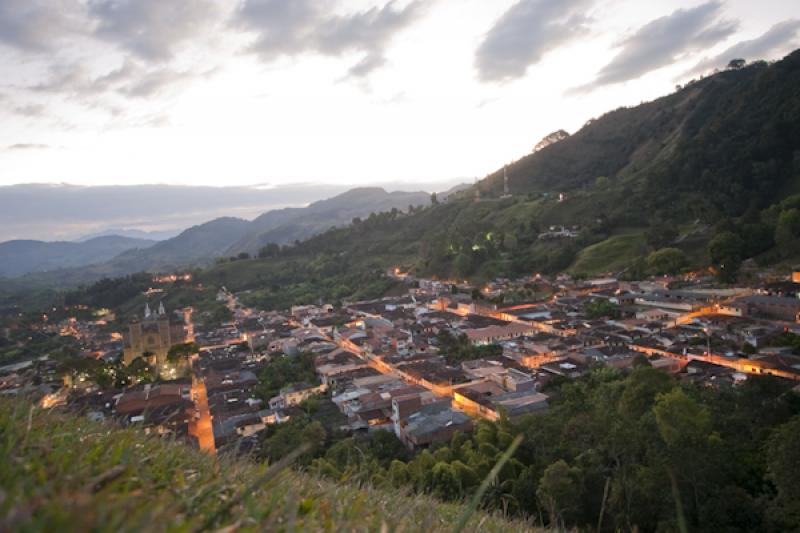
[0,399,535,532]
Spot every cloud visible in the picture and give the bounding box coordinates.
[475,0,593,83]
[574,1,738,91]
[5,143,50,150]
[347,53,386,78]
[88,0,222,61]
[13,103,47,117]
[684,19,800,77]
[235,0,424,77]
[0,0,86,52]
[33,59,204,100]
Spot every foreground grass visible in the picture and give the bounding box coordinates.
[0,399,538,532]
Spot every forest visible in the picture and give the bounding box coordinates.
[256,365,800,532]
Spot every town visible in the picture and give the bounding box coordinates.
[4,266,800,457]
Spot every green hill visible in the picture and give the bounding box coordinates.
[187,50,800,309]
[0,398,534,532]
[9,50,800,313]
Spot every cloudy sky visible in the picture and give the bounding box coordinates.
[0,0,797,189]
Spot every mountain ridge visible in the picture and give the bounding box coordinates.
[0,235,156,278]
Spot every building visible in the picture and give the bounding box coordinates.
[269,382,327,409]
[396,400,473,449]
[122,303,189,372]
[737,295,800,321]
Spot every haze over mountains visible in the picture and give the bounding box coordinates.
[4,51,800,290]
[0,236,156,278]
[0,183,351,242]
[0,187,433,279]
[0,180,464,243]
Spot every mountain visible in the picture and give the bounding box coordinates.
[77,228,181,241]
[227,187,432,254]
[0,183,352,242]
[0,187,433,286]
[101,217,253,274]
[480,52,800,219]
[183,50,800,310]
[0,235,155,277]
[9,50,800,305]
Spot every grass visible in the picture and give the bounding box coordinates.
[0,398,540,532]
[569,233,648,276]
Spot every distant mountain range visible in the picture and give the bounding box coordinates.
[226,187,432,254]
[77,229,181,242]
[0,236,156,277]
[0,187,433,282]
[0,182,353,242]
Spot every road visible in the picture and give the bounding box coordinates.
[189,370,216,455]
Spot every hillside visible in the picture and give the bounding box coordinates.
[187,50,800,309]
[6,51,800,309]
[227,187,431,254]
[0,236,155,277]
[0,399,533,532]
[104,217,254,273]
[0,187,432,288]
[481,51,800,219]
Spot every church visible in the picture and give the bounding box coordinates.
[122,302,189,373]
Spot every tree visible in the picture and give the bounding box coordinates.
[654,388,711,448]
[258,243,280,258]
[585,299,620,319]
[708,231,744,282]
[430,462,460,500]
[775,208,800,247]
[537,460,581,528]
[167,342,198,362]
[453,253,473,277]
[127,357,156,383]
[430,192,439,205]
[645,222,679,249]
[646,248,689,275]
[727,58,746,69]
[766,416,800,527]
[388,459,410,487]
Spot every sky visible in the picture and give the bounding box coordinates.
[0,0,797,189]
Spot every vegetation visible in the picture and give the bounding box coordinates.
[436,330,503,364]
[299,368,800,532]
[3,52,800,310]
[0,398,533,532]
[0,327,80,366]
[255,352,319,402]
[585,299,621,319]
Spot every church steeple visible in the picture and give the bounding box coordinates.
[144,302,152,319]
[158,301,166,316]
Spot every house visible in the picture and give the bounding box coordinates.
[464,323,538,345]
[269,382,327,409]
[396,401,473,450]
[735,295,800,321]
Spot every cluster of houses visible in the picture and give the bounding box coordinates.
[5,268,800,455]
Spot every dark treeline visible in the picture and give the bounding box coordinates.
[262,367,800,532]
